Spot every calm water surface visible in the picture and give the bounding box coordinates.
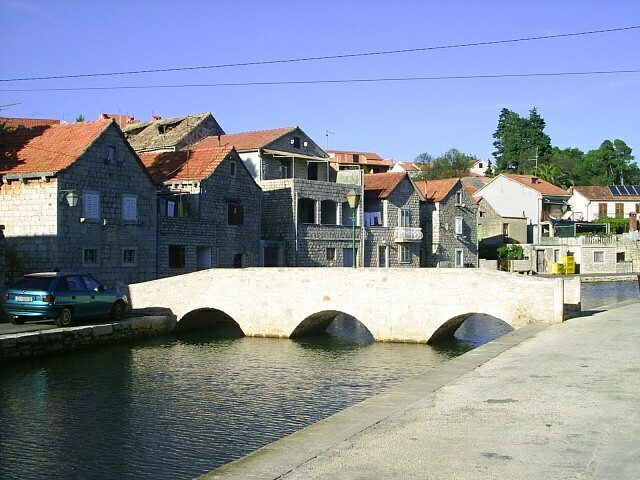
[0,280,635,479]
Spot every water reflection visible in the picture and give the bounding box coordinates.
[581,280,638,309]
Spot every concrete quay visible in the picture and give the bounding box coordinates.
[202,300,640,480]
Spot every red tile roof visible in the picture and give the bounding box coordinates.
[193,127,296,151]
[328,150,393,166]
[503,174,569,196]
[1,120,112,175]
[414,178,460,202]
[139,146,234,182]
[393,161,431,172]
[570,185,640,201]
[364,172,406,198]
[462,181,479,196]
[0,117,60,128]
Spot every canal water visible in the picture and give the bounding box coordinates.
[0,280,636,479]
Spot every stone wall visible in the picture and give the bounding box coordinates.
[579,246,618,274]
[424,183,478,268]
[0,123,157,289]
[0,316,172,363]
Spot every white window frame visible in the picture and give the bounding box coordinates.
[456,191,463,204]
[399,245,411,263]
[399,208,411,227]
[455,248,464,268]
[83,192,100,219]
[455,216,463,236]
[82,248,99,266]
[122,195,138,221]
[593,251,605,263]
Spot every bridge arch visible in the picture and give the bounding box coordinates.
[174,308,245,336]
[289,310,374,341]
[428,313,513,344]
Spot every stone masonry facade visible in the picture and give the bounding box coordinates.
[423,183,478,268]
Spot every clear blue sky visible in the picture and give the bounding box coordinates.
[1,0,639,164]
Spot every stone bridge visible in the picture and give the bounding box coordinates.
[127,268,579,343]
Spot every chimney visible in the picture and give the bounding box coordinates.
[100,113,109,120]
[151,115,161,121]
[630,212,638,232]
[531,177,538,184]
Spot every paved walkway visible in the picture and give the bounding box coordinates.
[201,300,640,480]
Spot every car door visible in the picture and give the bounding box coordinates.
[63,275,93,318]
[82,275,112,316]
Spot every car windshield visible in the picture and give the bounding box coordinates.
[10,276,55,291]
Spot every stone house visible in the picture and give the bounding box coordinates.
[414,178,478,268]
[194,127,362,267]
[362,172,423,267]
[139,145,262,276]
[475,197,528,260]
[0,119,157,289]
[473,174,571,243]
[122,112,224,153]
[569,185,640,222]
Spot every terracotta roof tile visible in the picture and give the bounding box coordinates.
[414,178,460,202]
[328,150,393,166]
[1,120,112,176]
[364,172,406,198]
[571,185,640,201]
[193,127,296,151]
[0,117,61,128]
[139,146,234,182]
[394,161,431,172]
[503,174,569,196]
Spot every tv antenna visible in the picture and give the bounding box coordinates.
[325,130,335,150]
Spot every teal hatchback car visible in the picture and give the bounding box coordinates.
[1,272,128,327]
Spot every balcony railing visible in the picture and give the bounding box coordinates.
[394,227,423,243]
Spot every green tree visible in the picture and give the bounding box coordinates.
[574,139,638,185]
[548,146,584,187]
[414,148,477,180]
[492,107,552,173]
[75,114,85,122]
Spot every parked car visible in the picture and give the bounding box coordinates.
[1,272,128,327]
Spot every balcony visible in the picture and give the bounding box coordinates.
[394,227,423,243]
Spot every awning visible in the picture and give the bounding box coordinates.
[262,149,328,162]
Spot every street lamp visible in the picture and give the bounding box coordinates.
[346,189,361,268]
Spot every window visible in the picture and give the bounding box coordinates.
[636,203,640,213]
[123,248,136,266]
[230,161,236,177]
[399,245,411,263]
[399,209,411,227]
[169,245,186,268]
[308,162,318,180]
[479,211,485,217]
[228,203,244,226]
[298,198,316,224]
[455,249,464,268]
[593,251,605,263]
[122,195,137,221]
[455,217,464,236]
[378,245,388,267]
[83,275,101,292]
[159,193,200,219]
[553,249,560,263]
[105,146,115,164]
[502,222,509,241]
[292,136,301,148]
[83,192,100,219]
[478,162,483,169]
[615,203,624,218]
[320,200,337,225]
[598,203,608,218]
[326,248,336,261]
[83,248,98,265]
[456,191,463,204]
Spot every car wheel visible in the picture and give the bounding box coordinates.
[111,301,126,321]
[55,307,73,327]
[9,317,25,325]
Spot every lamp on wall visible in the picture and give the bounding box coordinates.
[59,190,79,207]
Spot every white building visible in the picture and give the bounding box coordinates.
[569,185,640,222]
[474,174,571,243]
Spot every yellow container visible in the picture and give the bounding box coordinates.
[562,256,576,274]
[551,263,565,275]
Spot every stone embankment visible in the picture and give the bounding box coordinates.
[0,315,172,363]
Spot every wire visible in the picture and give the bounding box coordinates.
[1,25,638,83]
[1,70,638,92]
